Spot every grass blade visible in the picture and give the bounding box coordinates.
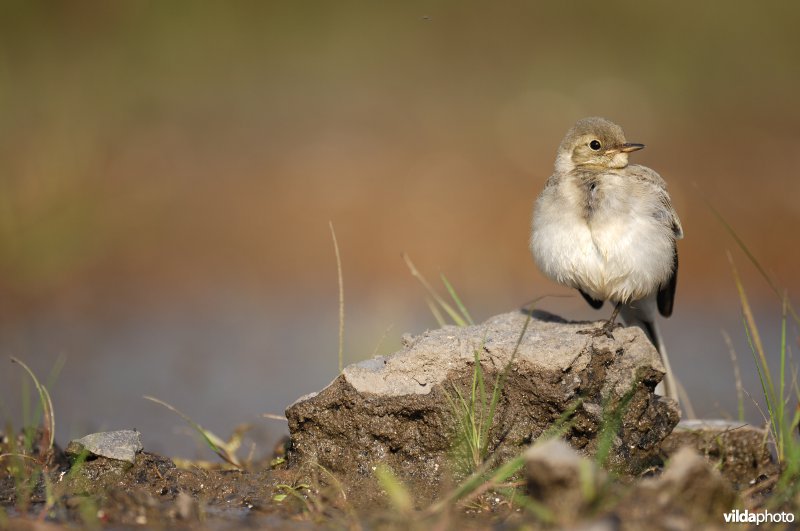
[329,221,345,373]
[742,316,779,451]
[441,273,474,325]
[374,464,413,514]
[403,253,467,326]
[721,330,745,423]
[537,398,584,442]
[425,298,447,328]
[728,253,775,401]
[497,487,554,523]
[143,395,242,467]
[425,454,527,516]
[702,194,800,326]
[779,293,787,454]
[11,357,55,452]
[481,309,534,457]
[595,371,642,468]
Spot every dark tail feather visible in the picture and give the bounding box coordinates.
[620,297,680,404]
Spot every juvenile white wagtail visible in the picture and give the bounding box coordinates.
[530,117,683,402]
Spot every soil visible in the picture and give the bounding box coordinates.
[0,422,793,530]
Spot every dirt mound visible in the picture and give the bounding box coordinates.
[286,310,680,490]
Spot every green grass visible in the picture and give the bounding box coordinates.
[372,447,554,524]
[374,464,413,515]
[10,357,55,456]
[1,357,109,527]
[401,263,604,521]
[404,258,522,473]
[403,253,474,327]
[447,341,496,474]
[447,310,534,474]
[705,198,800,327]
[594,371,644,469]
[730,268,798,444]
[0,357,59,517]
[143,395,249,468]
[405,257,505,471]
[730,263,800,506]
[721,330,746,423]
[329,221,345,373]
[382,268,569,521]
[367,398,589,526]
[709,203,800,507]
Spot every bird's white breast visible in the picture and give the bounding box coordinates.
[530,174,674,303]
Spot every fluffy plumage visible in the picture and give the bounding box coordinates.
[530,117,682,402]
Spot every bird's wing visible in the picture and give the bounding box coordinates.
[663,194,683,239]
[657,248,678,317]
[652,176,681,316]
[627,164,683,239]
[625,164,682,314]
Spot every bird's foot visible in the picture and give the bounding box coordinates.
[577,320,621,340]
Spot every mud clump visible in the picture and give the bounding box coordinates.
[524,441,738,530]
[662,419,778,488]
[525,438,607,525]
[286,310,680,489]
[620,446,739,530]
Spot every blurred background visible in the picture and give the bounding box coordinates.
[1,1,798,458]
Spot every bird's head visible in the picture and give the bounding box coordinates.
[554,117,644,173]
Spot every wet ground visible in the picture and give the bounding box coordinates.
[0,418,793,530]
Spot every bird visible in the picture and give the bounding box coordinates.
[529,117,683,402]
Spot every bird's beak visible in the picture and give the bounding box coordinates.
[620,143,645,153]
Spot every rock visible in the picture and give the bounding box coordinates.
[619,446,737,529]
[525,438,607,523]
[661,419,777,488]
[286,310,679,487]
[65,429,143,464]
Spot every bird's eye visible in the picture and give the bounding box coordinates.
[589,140,602,151]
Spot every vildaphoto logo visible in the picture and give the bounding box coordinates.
[723,509,795,525]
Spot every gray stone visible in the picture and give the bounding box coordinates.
[286,310,680,487]
[66,429,143,464]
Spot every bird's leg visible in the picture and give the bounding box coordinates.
[578,303,622,339]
